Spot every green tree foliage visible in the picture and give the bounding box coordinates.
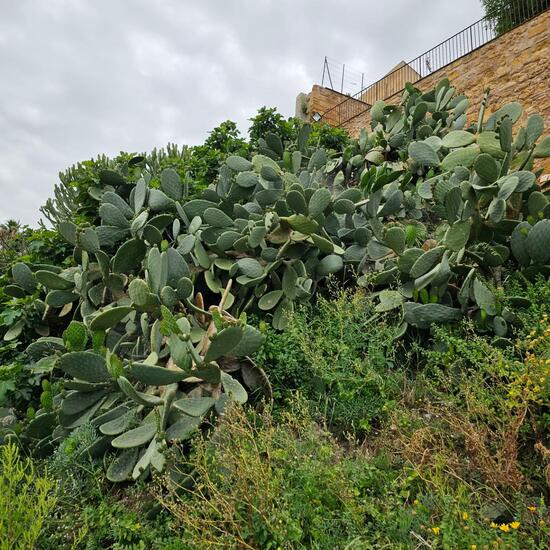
[481,0,550,35]
[188,120,249,189]
[248,106,298,145]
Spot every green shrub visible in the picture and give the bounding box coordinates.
[248,106,298,145]
[160,402,373,549]
[308,122,350,150]
[0,442,56,549]
[256,288,404,433]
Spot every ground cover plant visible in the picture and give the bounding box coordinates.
[1,82,549,548]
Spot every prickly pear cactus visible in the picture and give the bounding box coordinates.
[7,79,550,481]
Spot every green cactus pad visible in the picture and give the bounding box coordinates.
[58,351,111,383]
[130,363,188,385]
[308,188,332,218]
[441,130,476,148]
[444,220,471,251]
[35,270,75,290]
[227,155,252,172]
[12,262,37,292]
[113,238,147,273]
[61,389,108,416]
[410,246,445,278]
[204,326,243,362]
[111,422,157,449]
[106,448,139,482]
[526,219,550,265]
[117,376,164,406]
[160,168,183,200]
[173,397,216,417]
[26,337,65,361]
[165,415,202,442]
[404,302,462,328]
[221,372,248,404]
[45,290,79,308]
[408,141,440,166]
[63,321,88,351]
[441,145,480,171]
[100,409,136,436]
[258,290,284,310]
[99,203,130,228]
[89,306,133,332]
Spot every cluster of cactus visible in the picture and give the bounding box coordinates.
[344,82,550,335]
[5,79,550,481]
[13,260,268,481]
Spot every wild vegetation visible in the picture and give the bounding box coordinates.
[1,82,549,548]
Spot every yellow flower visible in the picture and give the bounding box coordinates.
[471,546,477,550]
[431,527,441,535]
[490,522,498,528]
[510,521,520,529]
[527,506,537,512]
[462,512,469,520]
[499,523,510,532]
[413,499,419,506]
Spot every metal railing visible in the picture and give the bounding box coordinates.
[321,57,367,97]
[321,0,549,127]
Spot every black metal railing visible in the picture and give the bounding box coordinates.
[321,0,549,126]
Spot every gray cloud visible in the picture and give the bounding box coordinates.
[0,0,483,225]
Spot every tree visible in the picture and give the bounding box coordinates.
[481,0,550,35]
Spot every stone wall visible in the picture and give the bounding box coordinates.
[303,9,550,171]
[304,85,369,127]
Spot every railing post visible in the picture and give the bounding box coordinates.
[341,64,345,94]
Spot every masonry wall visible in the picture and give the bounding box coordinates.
[304,9,550,171]
[306,85,369,127]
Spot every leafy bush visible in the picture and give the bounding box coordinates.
[160,402,373,549]
[248,106,298,145]
[308,122,350,150]
[0,442,56,549]
[256,288,404,433]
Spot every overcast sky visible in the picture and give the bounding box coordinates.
[0,0,484,226]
